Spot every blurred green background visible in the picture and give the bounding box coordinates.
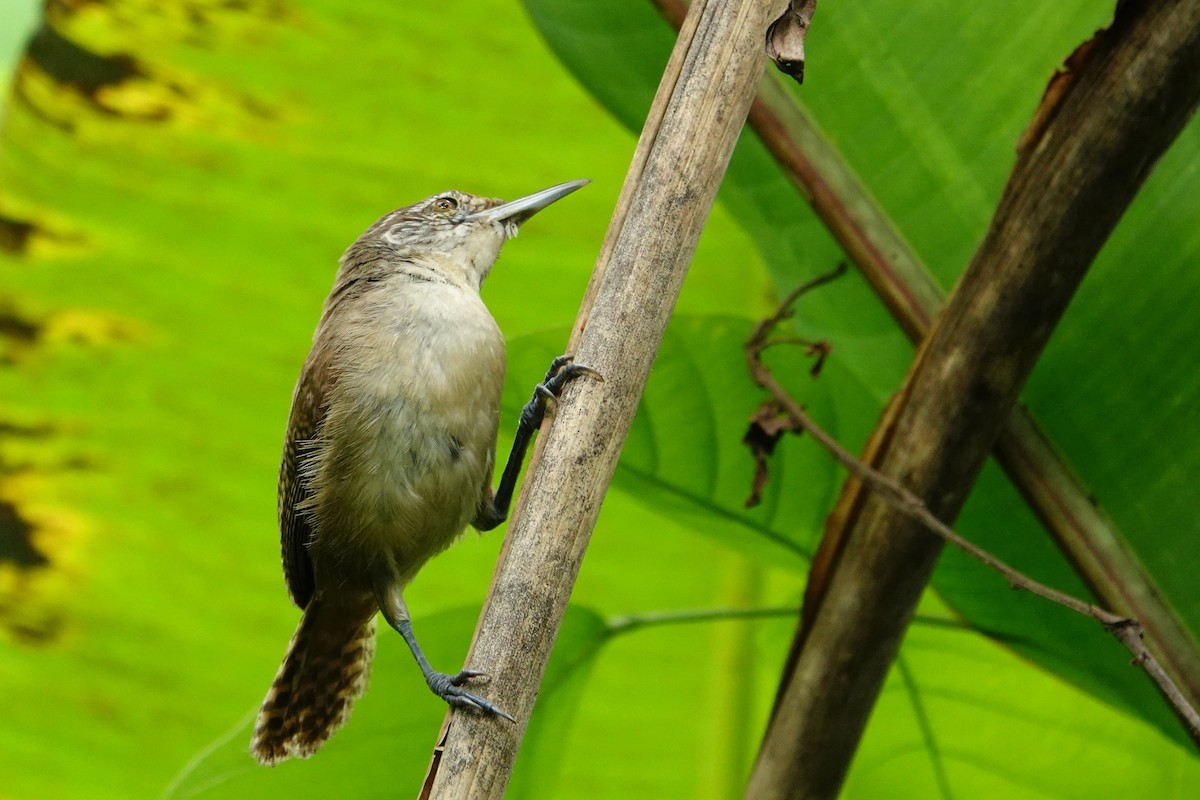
[1,1,1198,797]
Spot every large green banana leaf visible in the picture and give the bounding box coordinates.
[1,0,1197,798]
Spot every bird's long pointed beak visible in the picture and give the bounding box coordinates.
[468,179,590,225]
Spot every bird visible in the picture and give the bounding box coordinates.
[250,179,592,765]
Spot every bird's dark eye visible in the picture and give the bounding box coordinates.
[433,197,458,213]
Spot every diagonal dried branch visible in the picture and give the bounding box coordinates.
[744,268,1200,739]
[650,0,1200,720]
[745,2,1200,797]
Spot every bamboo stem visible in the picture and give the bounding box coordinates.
[420,0,782,796]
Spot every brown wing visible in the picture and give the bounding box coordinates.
[278,345,334,609]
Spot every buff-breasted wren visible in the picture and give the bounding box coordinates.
[251,179,591,764]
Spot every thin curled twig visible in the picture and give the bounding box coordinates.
[746,267,1200,741]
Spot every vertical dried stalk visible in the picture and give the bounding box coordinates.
[420,0,783,797]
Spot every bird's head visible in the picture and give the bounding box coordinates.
[345,179,589,290]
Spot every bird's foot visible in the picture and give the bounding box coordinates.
[426,669,515,722]
[542,354,603,392]
[522,355,603,430]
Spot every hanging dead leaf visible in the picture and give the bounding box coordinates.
[765,0,818,83]
[743,399,802,508]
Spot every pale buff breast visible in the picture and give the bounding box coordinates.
[307,278,505,589]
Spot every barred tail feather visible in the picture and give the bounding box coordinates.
[251,600,377,765]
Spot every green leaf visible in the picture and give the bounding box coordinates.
[0,2,668,797]
[524,0,1200,774]
[848,598,1200,800]
[3,0,1198,797]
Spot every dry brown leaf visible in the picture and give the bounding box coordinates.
[743,399,801,508]
[765,0,818,83]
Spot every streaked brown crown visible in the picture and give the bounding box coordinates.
[361,190,503,249]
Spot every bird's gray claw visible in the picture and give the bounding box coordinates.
[427,670,515,722]
[543,354,575,382]
[542,355,603,396]
[449,668,489,686]
[448,690,517,723]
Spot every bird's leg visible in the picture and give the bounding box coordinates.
[376,583,515,722]
[474,354,601,531]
